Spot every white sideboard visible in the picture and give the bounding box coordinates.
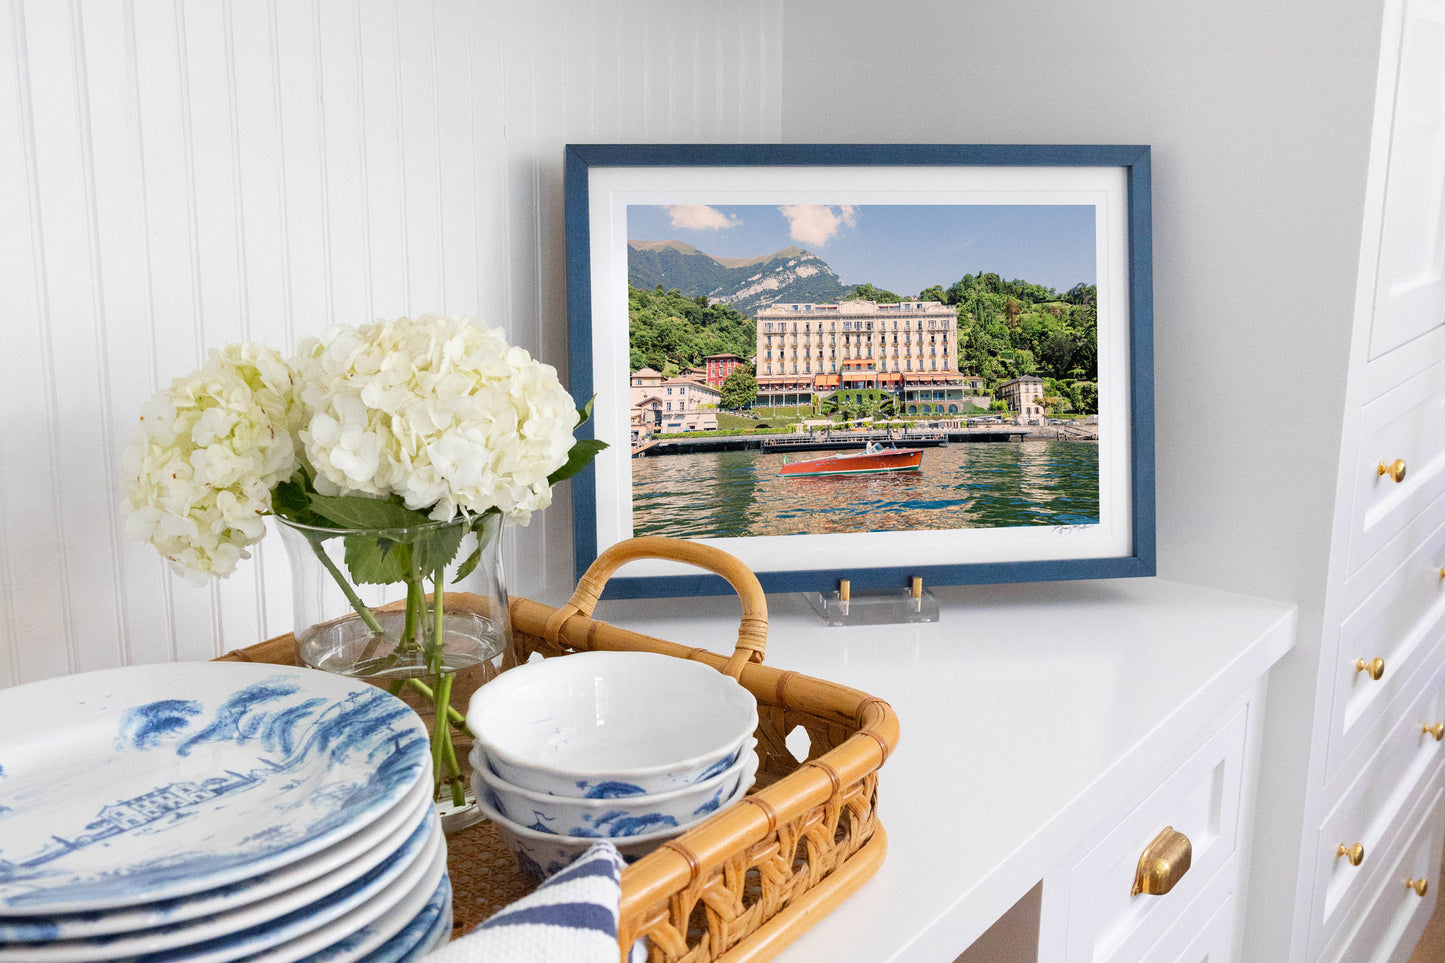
[596,576,1293,961]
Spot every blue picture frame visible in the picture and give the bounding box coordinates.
[565,143,1154,599]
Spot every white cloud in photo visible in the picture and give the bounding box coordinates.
[664,205,739,231]
[778,204,857,247]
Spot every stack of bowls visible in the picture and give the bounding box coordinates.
[467,651,759,882]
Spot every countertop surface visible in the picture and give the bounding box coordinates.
[593,576,1296,961]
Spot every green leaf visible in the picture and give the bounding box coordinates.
[548,438,609,486]
[305,492,435,531]
[452,510,501,582]
[412,523,466,576]
[270,473,332,528]
[453,545,482,583]
[344,534,412,585]
[575,395,596,428]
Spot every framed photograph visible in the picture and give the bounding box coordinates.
[564,144,1153,598]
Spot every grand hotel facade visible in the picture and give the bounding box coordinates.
[754,299,987,413]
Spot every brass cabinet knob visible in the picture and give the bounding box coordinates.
[1355,657,1386,681]
[1132,826,1192,896]
[1424,723,1445,741]
[1337,843,1366,866]
[1378,459,1408,483]
[1407,877,1430,896]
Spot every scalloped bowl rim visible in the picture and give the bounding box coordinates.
[472,754,757,846]
[471,737,758,811]
[465,651,758,784]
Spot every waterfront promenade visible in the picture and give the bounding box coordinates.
[632,422,1097,457]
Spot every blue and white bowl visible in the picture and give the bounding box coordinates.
[470,739,757,838]
[473,764,755,884]
[466,651,758,797]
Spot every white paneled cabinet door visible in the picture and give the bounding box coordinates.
[1369,0,1445,361]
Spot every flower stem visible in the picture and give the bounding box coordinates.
[303,533,385,635]
[431,571,445,671]
[430,671,465,806]
[402,677,466,728]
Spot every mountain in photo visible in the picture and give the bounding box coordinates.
[627,240,851,317]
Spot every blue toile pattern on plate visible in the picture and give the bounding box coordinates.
[319,873,452,963]
[0,663,430,914]
[0,809,439,963]
[0,781,432,944]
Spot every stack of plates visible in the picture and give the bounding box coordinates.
[0,662,452,962]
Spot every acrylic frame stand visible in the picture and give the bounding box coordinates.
[805,577,941,627]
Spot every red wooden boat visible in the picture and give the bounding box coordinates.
[778,441,924,477]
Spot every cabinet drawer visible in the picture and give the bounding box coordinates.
[1326,509,1445,784]
[1313,671,1444,944]
[1063,705,1247,963]
[1321,788,1443,963]
[1142,857,1237,962]
[1347,358,1445,576]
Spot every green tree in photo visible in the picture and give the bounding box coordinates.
[844,282,902,303]
[720,368,758,410]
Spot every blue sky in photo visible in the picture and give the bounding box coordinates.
[627,203,1097,297]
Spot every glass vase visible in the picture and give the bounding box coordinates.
[276,511,511,833]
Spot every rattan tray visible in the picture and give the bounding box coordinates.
[218,536,899,962]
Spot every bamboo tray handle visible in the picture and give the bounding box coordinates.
[542,536,767,679]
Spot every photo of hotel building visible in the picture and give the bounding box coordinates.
[996,375,1046,423]
[630,367,721,443]
[754,300,988,415]
[703,353,747,389]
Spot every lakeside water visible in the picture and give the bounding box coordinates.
[631,440,1099,538]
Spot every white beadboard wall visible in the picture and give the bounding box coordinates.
[0,0,783,688]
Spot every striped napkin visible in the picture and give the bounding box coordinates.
[424,840,644,962]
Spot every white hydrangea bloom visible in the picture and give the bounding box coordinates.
[121,343,299,584]
[292,314,579,524]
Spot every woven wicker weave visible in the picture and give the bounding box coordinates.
[218,536,898,962]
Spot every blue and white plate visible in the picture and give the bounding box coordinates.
[0,776,434,943]
[351,872,452,963]
[0,809,440,962]
[230,827,448,963]
[0,662,431,915]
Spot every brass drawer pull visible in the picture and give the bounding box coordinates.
[1355,657,1386,681]
[1407,877,1430,896]
[1337,843,1365,866]
[1378,459,1408,483]
[1132,826,1192,896]
[1424,723,1445,741]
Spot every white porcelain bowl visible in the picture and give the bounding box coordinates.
[472,762,755,884]
[470,739,758,838]
[466,651,758,797]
